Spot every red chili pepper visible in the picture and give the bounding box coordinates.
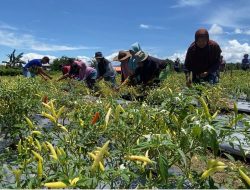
[42,95,48,103]
[91,112,100,125]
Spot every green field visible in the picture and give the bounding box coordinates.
[0,70,250,189]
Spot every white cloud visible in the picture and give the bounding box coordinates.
[234,28,250,35]
[168,52,187,63]
[0,28,98,51]
[139,24,166,30]
[222,39,250,63]
[106,52,119,61]
[209,24,224,35]
[76,55,93,65]
[140,24,150,29]
[171,0,210,8]
[235,28,242,34]
[21,53,57,63]
[0,22,17,30]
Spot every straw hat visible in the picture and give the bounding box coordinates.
[113,51,131,62]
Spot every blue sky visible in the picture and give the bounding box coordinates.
[0,0,250,63]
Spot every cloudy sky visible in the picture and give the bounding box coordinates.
[0,0,250,63]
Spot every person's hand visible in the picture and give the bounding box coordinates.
[200,72,208,78]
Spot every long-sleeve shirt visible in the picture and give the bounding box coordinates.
[71,61,96,80]
[96,59,116,78]
[131,56,164,84]
[184,40,222,75]
[24,59,42,69]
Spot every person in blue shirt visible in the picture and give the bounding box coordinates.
[23,56,52,80]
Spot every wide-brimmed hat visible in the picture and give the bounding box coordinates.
[95,52,104,59]
[113,51,131,62]
[134,50,148,62]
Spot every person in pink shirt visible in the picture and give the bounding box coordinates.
[57,59,97,89]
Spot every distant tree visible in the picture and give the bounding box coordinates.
[50,56,72,71]
[2,49,25,68]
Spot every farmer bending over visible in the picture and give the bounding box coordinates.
[120,51,167,87]
[94,52,116,87]
[57,59,97,89]
[23,56,52,80]
[184,28,222,86]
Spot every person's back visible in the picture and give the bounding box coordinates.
[133,52,161,84]
[95,52,116,87]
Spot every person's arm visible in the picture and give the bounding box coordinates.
[57,73,70,81]
[184,49,192,87]
[79,62,87,80]
[37,68,52,79]
[116,68,139,89]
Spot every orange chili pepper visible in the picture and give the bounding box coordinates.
[91,112,100,125]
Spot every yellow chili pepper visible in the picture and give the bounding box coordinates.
[69,177,80,186]
[199,97,211,120]
[99,162,105,172]
[91,140,110,171]
[56,147,62,156]
[46,142,58,160]
[31,150,43,162]
[201,166,227,180]
[88,152,96,160]
[12,169,22,184]
[125,155,153,164]
[207,159,225,169]
[105,108,112,128]
[24,116,34,130]
[49,100,57,117]
[42,102,51,110]
[35,139,42,152]
[239,169,250,186]
[44,181,67,188]
[42,112,57,124]
[79,118,84,127]
[56,106,65,119]
[59,147,66,156]
[57,124,68,132]
[37,160,43,179]
[32,130,42,136]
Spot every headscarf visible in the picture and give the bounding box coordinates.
[184,28,221,74]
